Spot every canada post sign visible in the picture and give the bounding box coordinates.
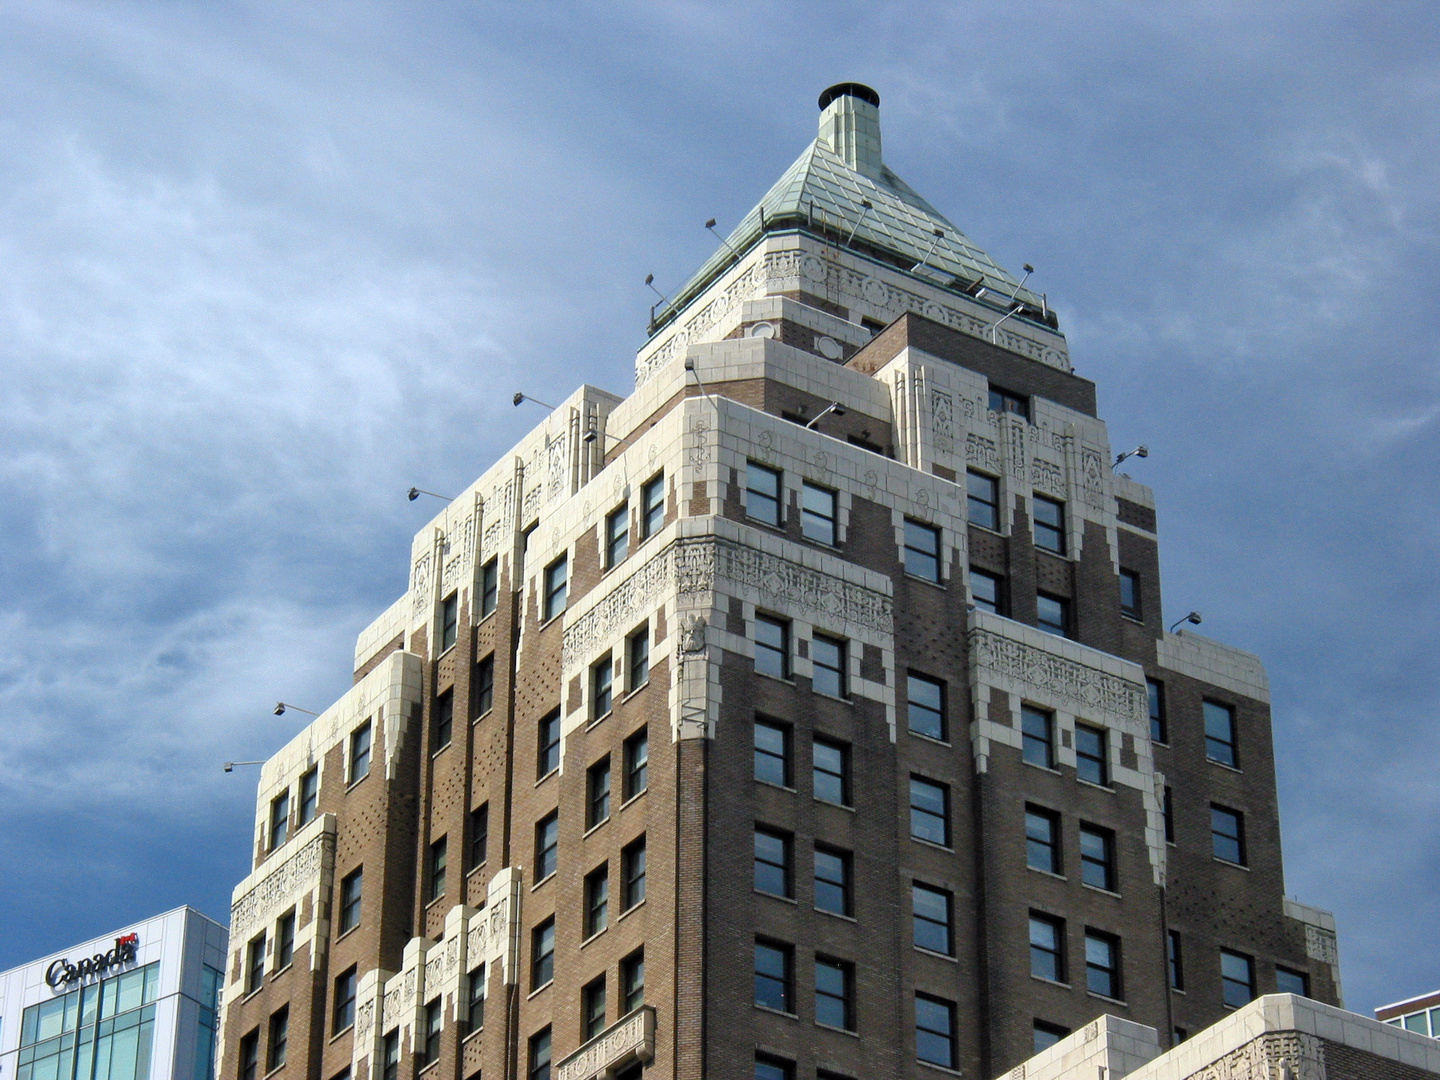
[45,934,139,989]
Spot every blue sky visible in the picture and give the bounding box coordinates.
[0,2,1435,1014]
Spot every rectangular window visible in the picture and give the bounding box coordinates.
[754,940,793,1013]
[989,385,1030,420]
[753,828,791,898]
[381,1030,399,1080]
[1086,931,1121,998]
[1034,1021,1069,1053]
[1033,495,1066,555]
[532,918,556,989]
[970,567,1003,614]
[1164,785,1175,843]
[592,656,613,720]
[754,719,790,786]
[468,964,486,1030]
[339,868,362,933]
[912,882,953,955]
[909,776,950,846]
[967,470,1000,531]
[333,967,357,1033]
[529,1027,552,1080]
[582,976,607,1040]
[470,803,489,869]
[428,835,447,903]
[1037,592,1070,637]
[1022,706,1055,768]
[801,482,838,545]
[538,710,561,778]
[907,672,946,740]
[1221,949,1255,1008]
[1026,806,1061,874]
[628,627,649,689]
[756,1055,794,1080]
[903,518,942,582]
[623,727,648,799]
[1276,966,1309,997]
[246,934,266,993]
[813,846,851,916]
[424,999,443,1064]
[1079,825,1115,891]
[475,654,495,717]
[267,1007,288,1071]
[1211,805,1245,864]
[584,865,609,937]
[441,591,459,652]
[812,737,849,806]
[1168,930,1184,990]
[269,791,289,851]
[1173,1027,1188,1046]
[276,911,295,970]
[811,634,847,697]
[1075,724,1109,786]
[239,1031,259,1080]
[543,555,568,621]
[1119,569,1141,619]
[754,614,790,679]
[587,757,611,828]
[621,949,645,1014]
[746,462,783,525]
[1030,913,1065,982]
[605,504,629,567]
[349,721,372,783]
[915,993,957,1070]
[640,473,665,538]
[535,812,559,881]
[815,957,854,1031]
[298,768,318,827]
[622,835,646,909]
[1148,679,1167,743]
[1204,701,1238,767]
[480,557,498,618]
[433,689,453,751]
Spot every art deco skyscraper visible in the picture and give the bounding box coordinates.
[220,84,1340,1080]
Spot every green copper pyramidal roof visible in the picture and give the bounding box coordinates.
[653,84,1044,333]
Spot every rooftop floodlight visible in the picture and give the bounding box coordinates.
[1168,611,1203,633]
[582,427,623,445]
[845,199,873,246]
[684,358,718,404]
[804,402,848,429]
[408,487,452,502]
[704,219,743,262]
[1113,446,1149,469]
[274,702,320,717]
[644,273,668,304]
[987,303,1025,343]
[223,760,265,773]
[911,227,946,272]
[1006,263,1036,304]
[513,392,557,410]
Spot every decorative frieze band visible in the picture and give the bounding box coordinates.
[968,627,1145,726]
[555,1006,656,1080]
[231,830,330,941]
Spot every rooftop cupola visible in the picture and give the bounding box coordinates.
[817,82,883,181]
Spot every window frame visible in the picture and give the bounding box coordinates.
[906,672,947,741]
[1275,966,1310,997]
[1036,591,1070,637]
[811,633,848,698]
[915,992,957,1070]
[333,966,358,1034]
[1074,724,1110,787]
[275,910,295,970]
[582,975,607,1041]
[622,835,647,910]
[621,949,645,1014]
[1085,930,1122,1000]
[1168,930,1184,991]
[1032,494,1066,555]
[531,917,556,990]
[470,803,489,870]
[801,481,838,545]
[813,845,852,917]
[297,768,318,827]
[535,812,559,882]
[267,1006,288,1071]
[911,881,953,956]
[427,835,447,904]
[753,827,792,899]
[592,655,614,721]
[1211,805,1246,865]
[623,727,648,800]
[1033,1020,1069,1054]
[433,688,453,752]
[903,518,943,583]
[753,718,791,787]
[627,626,650,690]
[640,473,665,539]
[1021,706,1055,769]
[584,864,609,938]
[812,737,850,806]
[1119,568,1142,620]
[908,775,951,847]
[542,554,568,622]
[348,722,372,785]
[814,956,854,1032]
[1079,823,1116,892]
[753,939,794,1014]
[605,504,630,568]
[338,868,362,934]
[1204,700,1239,767]
[1029,912,1065,983]
[989,385,1030,420]
[966,469,1000,532]
[475,653,495,717]
[754,613,790,680]
[586,757,611,829]
[745,461,784,527]
[468,964,486,1030]
[246,933,266,994]
[1221,949,1256,1008]
[480,557,499,619]
[1025,805,1061,875]
[440,591,459,653]
[538,710,562,779]
[529,1027,552,1080]
[269,790,290,852]
[1148,679,1167,744]
[970,566,1003,614]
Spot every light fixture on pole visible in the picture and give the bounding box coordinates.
[408,487,452,502]
[223,760,265,773]
[845,200,873,246]
[644,274,668,305]
[582,427,624,445]
[1006,263,1036,304]
[1168,611,1203,633]
[804,402,847,429]
[513,392,557,410]
[274,702,320,717]
[1113,446,1149,469]
[684,359,717,405]
[911,227,946,272]
[704,219,743,263]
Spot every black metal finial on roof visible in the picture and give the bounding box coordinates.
[818,82,880,110]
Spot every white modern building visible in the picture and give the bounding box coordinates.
[0,907,227,1080]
